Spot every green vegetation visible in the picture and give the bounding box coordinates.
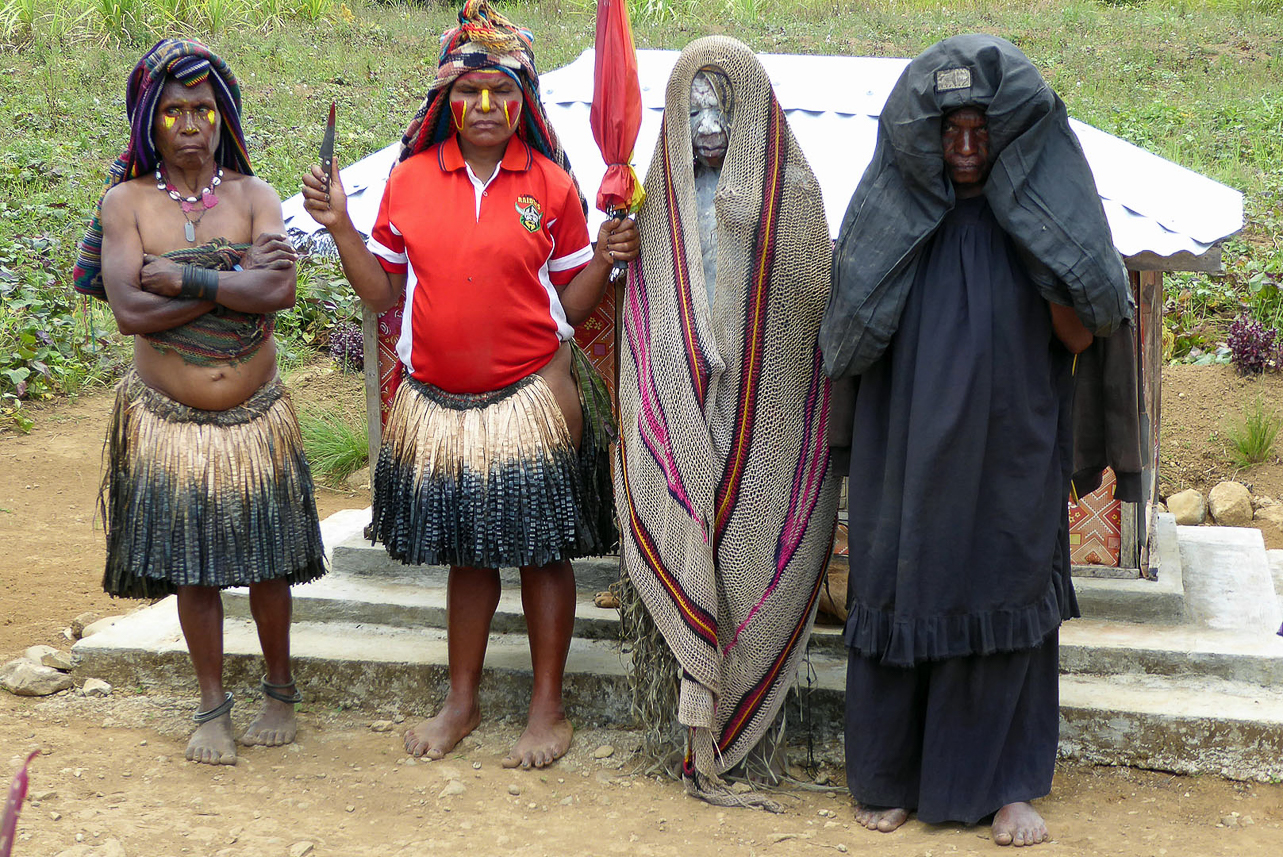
[1,0,1282,429]
[298,402,368,486]
[1224,394,1281,467]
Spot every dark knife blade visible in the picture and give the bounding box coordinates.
[320,101,336,190]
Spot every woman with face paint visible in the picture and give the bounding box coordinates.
[301,0,638,771]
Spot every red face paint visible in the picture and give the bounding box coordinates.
[502,97,521,128]
[450,97,467,131]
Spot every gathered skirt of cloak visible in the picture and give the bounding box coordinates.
[841,197,1076,822]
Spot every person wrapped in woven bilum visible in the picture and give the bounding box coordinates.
[614,36,841,809]
[300,0,638,769]
[73,38,327,765]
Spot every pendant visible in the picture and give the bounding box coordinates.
[181,200,196,213]
[184,221,196,242]
[202,189,218,209]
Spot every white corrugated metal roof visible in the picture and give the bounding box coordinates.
[282,48,1243,266]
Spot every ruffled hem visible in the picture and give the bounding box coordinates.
[843,579,1068,667]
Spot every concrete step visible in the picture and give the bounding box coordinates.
[1061,619,1283,686]
[72,599,1283,780]
[1059,673,1283,781]
[330,535,624,593]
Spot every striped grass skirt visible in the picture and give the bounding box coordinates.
[372,349,618,569]
[102,371,327,598]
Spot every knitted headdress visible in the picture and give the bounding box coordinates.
[398,0,577,198]
[73,38,252,299]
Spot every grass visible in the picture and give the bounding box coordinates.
[1224,395,1282,467]
[298,402,368,486]
[0,0,1282,429]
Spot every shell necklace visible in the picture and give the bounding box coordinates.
[156,166,222,242]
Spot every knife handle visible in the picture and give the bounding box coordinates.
[321,157,333,192]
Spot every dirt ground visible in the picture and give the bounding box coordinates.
[3,361,1283,856]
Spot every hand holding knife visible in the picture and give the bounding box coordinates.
[320,100,336,199]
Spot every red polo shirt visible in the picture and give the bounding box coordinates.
[367,135,594,393]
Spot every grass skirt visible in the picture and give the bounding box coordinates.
[102,371,327,598]
[373,350,617,569]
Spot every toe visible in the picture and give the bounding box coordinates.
[501,755,520,769]
[425,746,445,761]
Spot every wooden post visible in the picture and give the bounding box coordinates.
[362,302,382,496]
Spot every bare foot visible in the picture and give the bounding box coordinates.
[854,804,909,833]
[992,802,1049,847]
[185,714,237,765]
[404,699,481,759]
[502,709,573,769]
[241,695,298,747]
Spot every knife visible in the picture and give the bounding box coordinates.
[320,100,336,193]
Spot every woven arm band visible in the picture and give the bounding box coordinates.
[179,265,220,302]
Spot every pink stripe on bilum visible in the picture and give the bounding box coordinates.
[724,353,830,654]
[625,263,705,533]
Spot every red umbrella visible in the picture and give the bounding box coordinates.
[590,0,646,218]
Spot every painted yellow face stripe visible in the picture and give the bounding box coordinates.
[206,109,216,125]
[480,89,491,113]
[163,115,176,129]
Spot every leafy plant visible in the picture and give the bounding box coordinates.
[298,403,369,486]
[1224,395,1281,467]
[1227,313,1276,374]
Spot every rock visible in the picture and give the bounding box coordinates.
[1253,495,1277,510]
[1221,814,1239,827]
[370,720,394,732]
[1255,505,1283,538]
[70,612,98,638]
[439,780,466,798]
[1166,488,1207,525]
[289,843,315,857]
[1208,481,1253,527]
[507,784,522,796]
[31,790,57,802]
[1,660,74,696]
[98,839,126,857]
[41,650,74,672]
[49,811,61,820]
[81,679,112,698]
[592,745,614,759]
[345,469,370,491]
[80,616,125,639]
[24,645,57,664]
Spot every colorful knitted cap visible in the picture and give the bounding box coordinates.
[398,0,574,189]
[74,38,252,299]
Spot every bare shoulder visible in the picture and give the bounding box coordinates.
[100,177,150,225]
[223,171,283,205]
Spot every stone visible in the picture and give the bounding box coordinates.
[81,679,112,698]
[591,745,614,759]
[1255,505,1283,539]
[289,843,315,857]
[1166,489,1207,526]
[98,839,126,857]
[41,650,74,672]
[70,612,98,638]
[345,470,370,491]
[80,616,125,639]
[1,660,74,696]
[1253,495,1277,510]
[370,720,394,732]
[1208,481,1253,527]
[439,780,466,798]
[507,784,522,796]
[24,645,57,664]
[1221,815,1239,828]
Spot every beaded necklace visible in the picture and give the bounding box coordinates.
[156,166,223,242]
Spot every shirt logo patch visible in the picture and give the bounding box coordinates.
[515,195,544,233]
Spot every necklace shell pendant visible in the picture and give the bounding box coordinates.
[184,221,196,242]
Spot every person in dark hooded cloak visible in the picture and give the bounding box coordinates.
[820,35,1138,846]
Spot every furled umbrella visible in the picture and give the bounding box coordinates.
[590,0,646,244]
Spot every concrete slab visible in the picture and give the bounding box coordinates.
[1060,619,1283,686]
[1178,524,1283,634]
[1060,674,1283,781]
[1071,513,1187,624]
[331,533,622,591]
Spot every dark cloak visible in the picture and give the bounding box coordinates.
[820,34,1132,381]
[842,197,1077,667]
